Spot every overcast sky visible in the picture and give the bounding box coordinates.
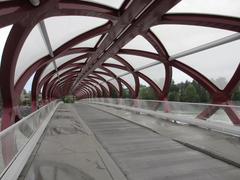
[0,0,239,92]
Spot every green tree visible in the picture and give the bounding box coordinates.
[182,84,200,102]
[232,85,240,101]
[139,85,156,100]
[122,88,131,98]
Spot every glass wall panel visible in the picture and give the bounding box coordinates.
[122,35,157,53]
[0,25,12,67]
[81,0,125,9]
[168,0,240,18]
[118,54,157,69]
[15,24,49,83]
[140,64,165,90]
[177,40,240,90]
[151,25,234,55]
[121,74,135,89]
[73,35,101,48]
[45,16,107,50]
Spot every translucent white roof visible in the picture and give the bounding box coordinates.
[168,0,240,18]
[0,25,12,67]
[1,0,239,103]
[73,35,102,48]
[81,0,125,9]
[40,53,84,81]
[15,24,49,83]
[105,58,123,66]
[151,25,234,55]
[118,54,157,69]
[121,74,135,89]
[122,35,158,53]
[109,79,120,91]
[105,67,127,76]
[45,16,108,50]
[178,40,240,90]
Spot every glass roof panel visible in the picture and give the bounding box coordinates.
[45,16,108,50]
[118,54,157,69]
[40,63,55,82]
[105,67,127,76]
[56,53,85,67]
[105,57,123,66]
[88,81,101,91]
[15,24,49,84]
[121,74,135,89]
[122,35,158,53]
[51,67,73,82]
[177,39,240,90]
[72,35,101,48]
[168,0,240,18]
[95,68,107,73]
[40,53,84,81]
[59,67,73,75]
[0,25,12,67]
[81,0,125,9]
[73,58,87,64]
[109,79,119,90]
[91,77,103,84]
[140,64,165,90]
[151,25,234,55]
[97,73,112,81]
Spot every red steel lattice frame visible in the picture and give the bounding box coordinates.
[0,0,239,130]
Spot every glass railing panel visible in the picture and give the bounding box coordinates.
[0,100,59,177]
[87,98,240,126]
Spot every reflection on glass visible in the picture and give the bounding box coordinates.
[0,101,58,177]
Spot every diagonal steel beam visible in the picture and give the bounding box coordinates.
[71,0,181,92]
[39,20,61,81]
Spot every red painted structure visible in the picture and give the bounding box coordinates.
[0,0,239,129]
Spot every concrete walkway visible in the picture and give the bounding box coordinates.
[87,102,240,167]
[18,103,240,180]
[18,104,125,180]
[74,103,240,180]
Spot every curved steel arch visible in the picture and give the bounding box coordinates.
[1,0,240,129]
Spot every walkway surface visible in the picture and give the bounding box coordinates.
[19,103,240,180]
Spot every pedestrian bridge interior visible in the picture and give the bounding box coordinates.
[0,0,240,179]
